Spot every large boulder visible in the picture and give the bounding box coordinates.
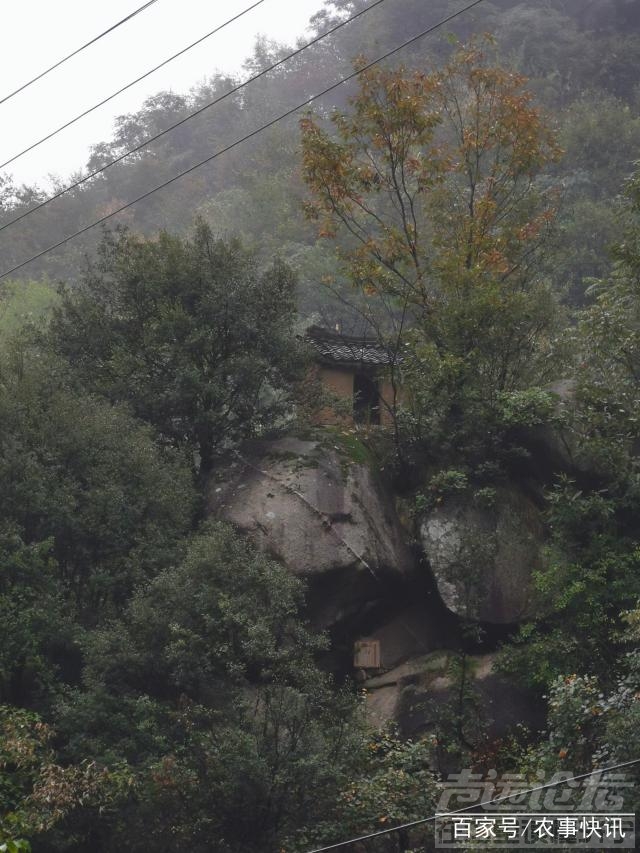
[208,436,414,630]
[419,484,544,624]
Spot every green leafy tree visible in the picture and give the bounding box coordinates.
[292,727,440,853]
[0,280,59,342]
[559,92,640,202]
[0,338,194,633]
[547,198,618,306]
[499,479,640,690]
[52,523,364,852]
[72,522,324,714]
[48,222,302,477]
[512,607,640,819]
[570,168,640,472]
[0,532,72,710]
[499,168,640,689]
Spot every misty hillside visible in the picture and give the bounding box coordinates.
[1,0,639,310]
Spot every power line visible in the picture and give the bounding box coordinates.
[306,757,640,852]
[0,0,487,280]
[0,0,162,107]
[0,0,387,236]
[0,0,266,172]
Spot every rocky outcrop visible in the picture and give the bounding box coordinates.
[207,432,551,745]
[363,651,545,740]
[208,436,414,630]
[420,485,545,624]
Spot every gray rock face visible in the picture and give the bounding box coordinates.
[419,485,544,624]
[396,652,545,742]
[363,652,545,741]
[208,437,414,628]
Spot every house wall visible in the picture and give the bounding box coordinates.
[313,366,399,428]
[379,377,397,428]
[315,366,354,425]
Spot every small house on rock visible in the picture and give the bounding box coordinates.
[306,325,397,428]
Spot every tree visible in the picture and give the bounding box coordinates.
[510,606,640,821]
[498,168,640,690]
[48,222,303,478]
[0,337,194,636]
[74,522,325,711]
[292,728,440,853]
[498,478,640,690]
[0,531,71,711]
[52,524,364,853]
[572,167,640,471]
[0,705,132,851]
[559,92,640,202]
[0,280,59,343]
[301,38,561,460]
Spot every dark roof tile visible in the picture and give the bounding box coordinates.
[306,326,391,366]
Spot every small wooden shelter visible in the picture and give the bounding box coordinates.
[353,639,381,670]
[306,325,396,427]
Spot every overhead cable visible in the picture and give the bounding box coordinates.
[0,0,387,235]
[0,0,488,279]
[0,0,266,171]
[0,0,162,106]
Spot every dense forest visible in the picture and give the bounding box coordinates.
[2,0,640,850]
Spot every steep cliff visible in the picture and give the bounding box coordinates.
[208,435,414,634]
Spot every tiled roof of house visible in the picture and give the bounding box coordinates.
[306,325,391,366]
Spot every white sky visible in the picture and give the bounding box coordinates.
[0,0,326,189]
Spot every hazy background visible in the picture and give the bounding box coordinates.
[1,0,325,187]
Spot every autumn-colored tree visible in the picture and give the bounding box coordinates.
[301,39,562,457]
[0,706,133,850]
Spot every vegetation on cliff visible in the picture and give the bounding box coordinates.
[2,1,640,849]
